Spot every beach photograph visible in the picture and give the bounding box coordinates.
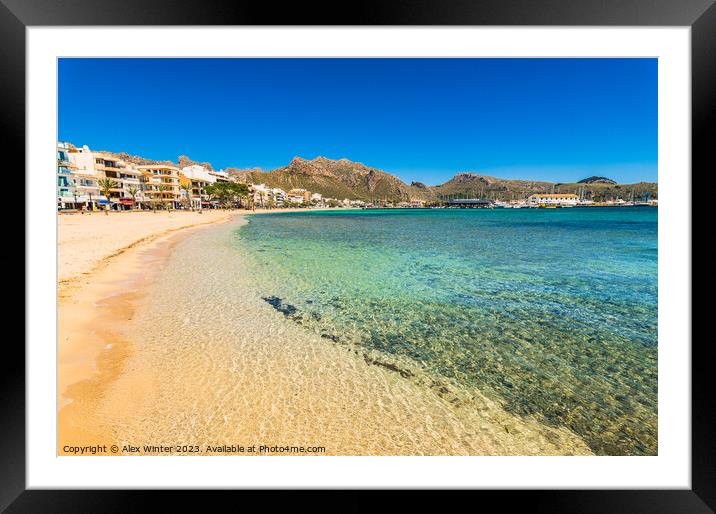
[57,58,657,457]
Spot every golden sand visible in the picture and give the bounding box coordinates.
[57,211,593,456]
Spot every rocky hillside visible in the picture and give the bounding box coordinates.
[229,156,428,202]
[103,151,176,167]
[177,155,215,171]
[102,152,214,171]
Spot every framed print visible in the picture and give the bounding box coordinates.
[5,0,713,510]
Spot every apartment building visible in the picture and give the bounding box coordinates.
[272,188,287,206]
[68,146,151,210]
[138,165,182,209]
[287,188,311,204]
[117,164,145,209]
[250,183,274,207]
[57,142,79,210]
[67,145,129,210]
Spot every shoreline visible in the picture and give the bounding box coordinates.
[58,213,248,452]
[58,207,347,290]
[57,209,594,456]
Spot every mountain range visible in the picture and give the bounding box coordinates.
[226,156,658,202]
[104,151,658,202]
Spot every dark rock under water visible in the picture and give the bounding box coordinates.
[262,295,298,317]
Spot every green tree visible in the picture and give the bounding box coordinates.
[232,182,251,209]
[204,183,225,208]
[97,177,118,215]
[205,182,250,209]
[127,185,140,210]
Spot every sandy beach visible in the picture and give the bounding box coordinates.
[57,209,593,456]
[58,210,235,284]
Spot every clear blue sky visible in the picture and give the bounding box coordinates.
[59,58,657,185]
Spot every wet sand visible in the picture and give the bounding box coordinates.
[57,213,593,456]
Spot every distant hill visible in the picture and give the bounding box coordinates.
[432,172,657,202]
[578,176,617,185]
[434,172,554,200]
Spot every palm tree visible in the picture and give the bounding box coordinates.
[157,183,170,211]
[127,185,140,210]
[97,177,118,215]
[180,183,193,211]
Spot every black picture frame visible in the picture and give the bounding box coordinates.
[4,0,712,510]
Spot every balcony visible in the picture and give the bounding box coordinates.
[76,185,100,192]
[97,164,122,173]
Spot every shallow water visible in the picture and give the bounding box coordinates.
[97,216,594,456]
[237,207,658,455]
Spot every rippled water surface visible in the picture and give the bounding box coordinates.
[237,207,658,455]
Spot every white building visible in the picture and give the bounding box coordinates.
[209,169,230,183]
[67,145,143,210]
[250,183,274,207]
[527,193,579,207]
[272,188,287,206]
[180,165,216,209]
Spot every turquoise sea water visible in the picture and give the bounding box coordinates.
[236,207,658,455]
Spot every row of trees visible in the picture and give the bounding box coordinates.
[203,182,251,209]
[94,178,252,213]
